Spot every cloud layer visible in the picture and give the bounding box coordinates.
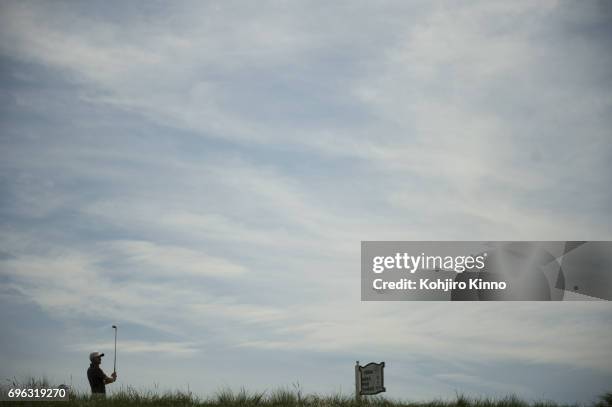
[1,0,611,403]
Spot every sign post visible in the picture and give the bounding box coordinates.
[355,361,385,400]
[355,361,361,402]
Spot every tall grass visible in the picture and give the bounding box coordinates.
[1,377,610,407]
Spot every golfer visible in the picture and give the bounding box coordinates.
[87,352,117,396]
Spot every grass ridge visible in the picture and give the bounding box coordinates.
[1,377,610,407]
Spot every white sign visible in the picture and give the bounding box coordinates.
[358,362,385,395]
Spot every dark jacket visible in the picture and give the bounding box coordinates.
[87,363,108,394]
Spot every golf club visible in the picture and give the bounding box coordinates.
[112,325,117,374]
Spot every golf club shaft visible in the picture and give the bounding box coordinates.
[113,326,117,373]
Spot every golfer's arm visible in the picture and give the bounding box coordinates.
[104,376,116,384]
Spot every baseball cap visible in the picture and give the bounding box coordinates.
[89,352,105,361]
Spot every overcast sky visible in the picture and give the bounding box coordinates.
[0,0,611,403]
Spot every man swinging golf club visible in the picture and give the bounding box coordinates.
[87,325,118,396]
